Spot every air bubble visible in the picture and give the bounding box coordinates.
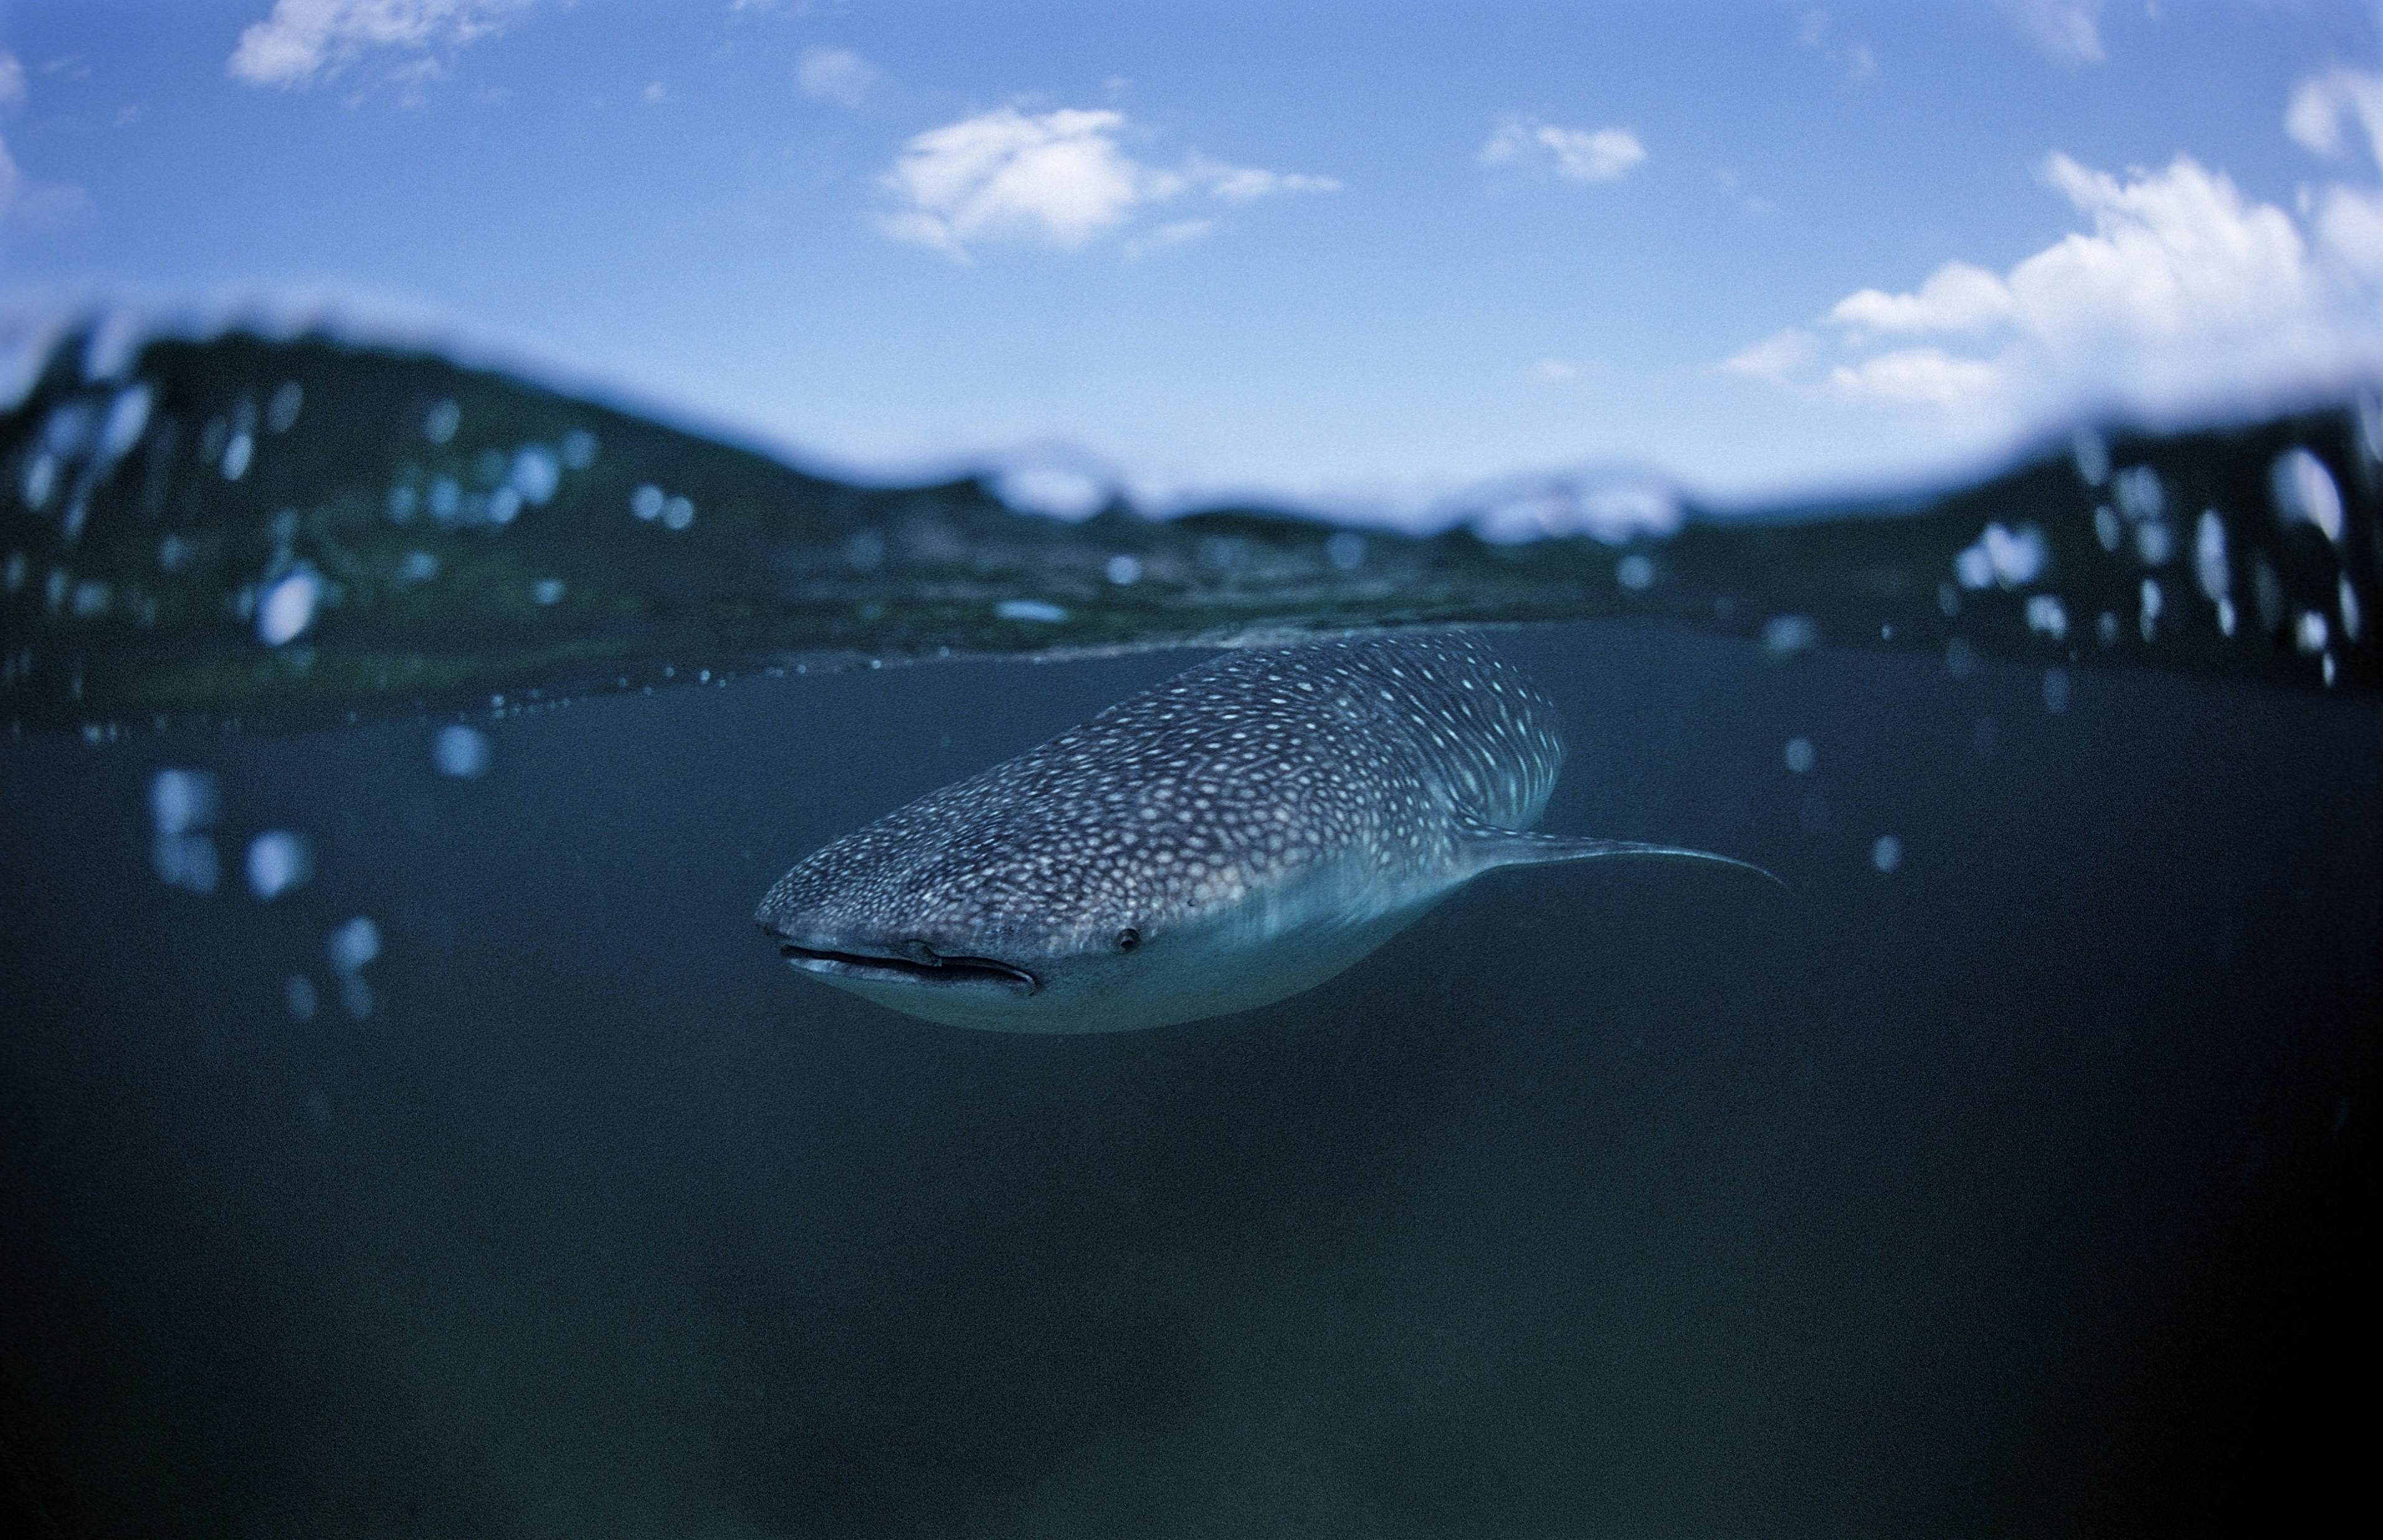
[1783,736,1815,774]
[1872,835,1904,874]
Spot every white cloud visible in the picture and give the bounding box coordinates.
[0,133,93,232]
[880,108,1162,254]
[2286,67,2383,169]
[1829,261,2015,333]
[2004,0,2106,67]
[1719,327,1820,383]
[1827,348,2005,406]
[228,0,526,90]
[1481,116,1645,183]
[877,106,1336,258]
[1723,133,2383,424]
[0,52,25,108]
[1123,219,1213,258]
[641,80,665,104]
[2010,154,2316,353]
[1796,14,1880,83]
[2314,185,2383,281]
[1185,154,1342,202]
[1533,358,1583,384]
[797,45,874,108]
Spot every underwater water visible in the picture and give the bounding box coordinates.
[2,335,2379,1536]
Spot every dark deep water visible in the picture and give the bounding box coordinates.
[2,619,2376,1537]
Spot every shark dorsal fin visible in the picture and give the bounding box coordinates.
[1461,824,1784,888]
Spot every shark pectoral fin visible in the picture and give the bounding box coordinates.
[1462,825,1785,888]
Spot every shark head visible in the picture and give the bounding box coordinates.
[751,760,1403,1032]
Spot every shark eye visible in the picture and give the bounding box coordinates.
[1115,926,1141,952]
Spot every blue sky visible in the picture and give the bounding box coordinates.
[3,1,2381,521]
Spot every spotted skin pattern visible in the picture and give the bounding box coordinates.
[758,632,1765,1032]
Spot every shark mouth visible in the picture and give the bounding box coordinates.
[773,937,1041,994]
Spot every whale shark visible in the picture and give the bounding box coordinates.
[756,632,1774,1032]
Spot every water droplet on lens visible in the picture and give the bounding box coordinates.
[433,724,490,779]
[996,599,1069,624]
[257,568,320,646]
[2042,667,2071,714]
[150,768,219,834]
[328,916,380,976]
[2269,447,2342,541]
[245,830,313,900]
[1762,615,1817,658]
[267,381,303,433]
